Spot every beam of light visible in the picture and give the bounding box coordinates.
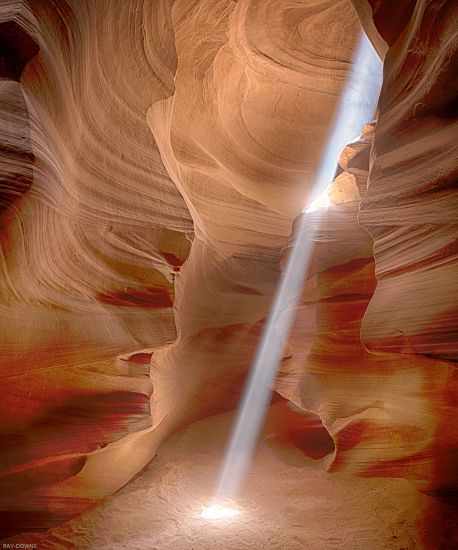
[200,503,241,521]
[213,32,382,502]
[305,33,383,212]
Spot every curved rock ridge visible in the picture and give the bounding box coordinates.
[149,0,362,252]
[279,205,458,492]
[277,124,457,494]
[0,0,190,536]
[357,0,458,360]
[0,0,457,543]
[0,80,32,214]
[0,0,39,81]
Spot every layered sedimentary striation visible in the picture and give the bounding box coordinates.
[357,0,458,361]
[0,0,191,535]
[0,0,457,542]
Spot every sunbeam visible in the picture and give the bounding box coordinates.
[214,32,383,502]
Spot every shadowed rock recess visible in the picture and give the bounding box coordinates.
[0,0,457,548]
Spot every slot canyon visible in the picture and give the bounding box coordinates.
[0,0,457,548]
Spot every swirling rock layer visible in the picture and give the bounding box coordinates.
[358,0,458,360]
[0,0,457,545]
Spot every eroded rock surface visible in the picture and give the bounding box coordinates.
[0,0,457,545]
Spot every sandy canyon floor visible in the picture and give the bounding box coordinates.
[11,411,436,550]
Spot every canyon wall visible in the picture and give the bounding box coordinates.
[0,0,456,540]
